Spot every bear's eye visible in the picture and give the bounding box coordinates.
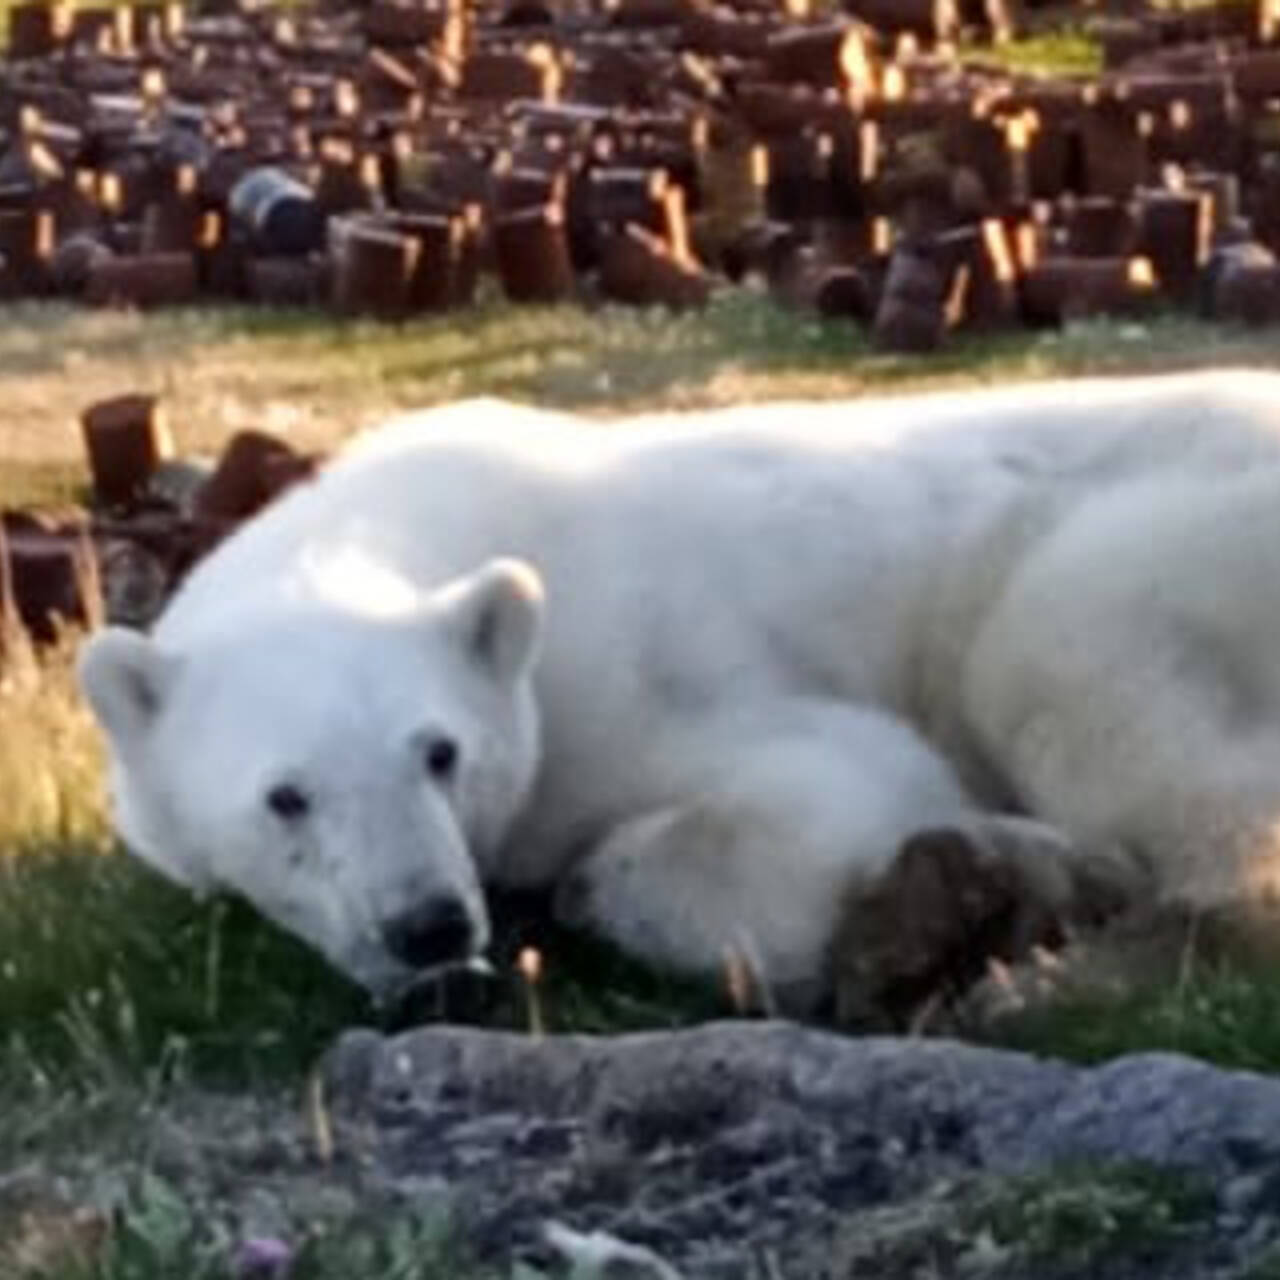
[423,736,459,782]
[267,783,311,821]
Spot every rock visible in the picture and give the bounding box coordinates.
[15,1022,1280,1278]
[543,1221,684,1279]
[317,1021,1280,1275]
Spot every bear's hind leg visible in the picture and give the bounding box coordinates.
[552,701,977,1014]
[556,800,842,1013]
[965,471,1280,918]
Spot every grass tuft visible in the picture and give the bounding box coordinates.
[969,1162,1214,1267]
[982,959,1280,1072]
[966,28,1102,78]
[6,1171,499,1280]
[0,624,106,850]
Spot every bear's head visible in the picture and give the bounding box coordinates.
[77,557,545,999]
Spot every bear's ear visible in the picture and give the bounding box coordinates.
[77,627,181,748]
[440,557,545,684]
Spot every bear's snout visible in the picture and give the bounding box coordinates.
[380,895,475,969]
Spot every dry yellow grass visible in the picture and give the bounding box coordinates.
[0,623,107,849]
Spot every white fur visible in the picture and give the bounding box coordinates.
[77,369,1280,1001]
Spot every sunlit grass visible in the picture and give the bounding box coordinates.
[0,631,105,849]
[967,28,1102,78]
[5,296,1280,496]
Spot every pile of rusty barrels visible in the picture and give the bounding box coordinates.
[3,392,318,649]
[1,0,1280,346]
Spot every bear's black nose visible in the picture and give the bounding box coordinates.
[380,896,474,969]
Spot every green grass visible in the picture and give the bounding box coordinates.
[0,852,369,1090]
[967,28,1102,78]
[1151,0,1256,11]
[828,1160,1218,1277]
[980,961,1280,1072]
[8,1172,502,1280]
[10,295,1280,495]
[0,849,727,1094]
[968,1163,1213,1267]
[1244,1246,1280,1280]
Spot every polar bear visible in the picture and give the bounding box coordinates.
[77,368,1280,1015]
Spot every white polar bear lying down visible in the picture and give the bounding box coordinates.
[77,368,1280,1014]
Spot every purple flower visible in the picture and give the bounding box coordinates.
[234,1236,293,1277]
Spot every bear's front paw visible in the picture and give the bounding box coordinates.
[830,825,1051,1030]
[830,818,1139,1032]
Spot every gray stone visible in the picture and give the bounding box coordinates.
[18,1023,1280,1277]
[318,1021,1280,1276]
